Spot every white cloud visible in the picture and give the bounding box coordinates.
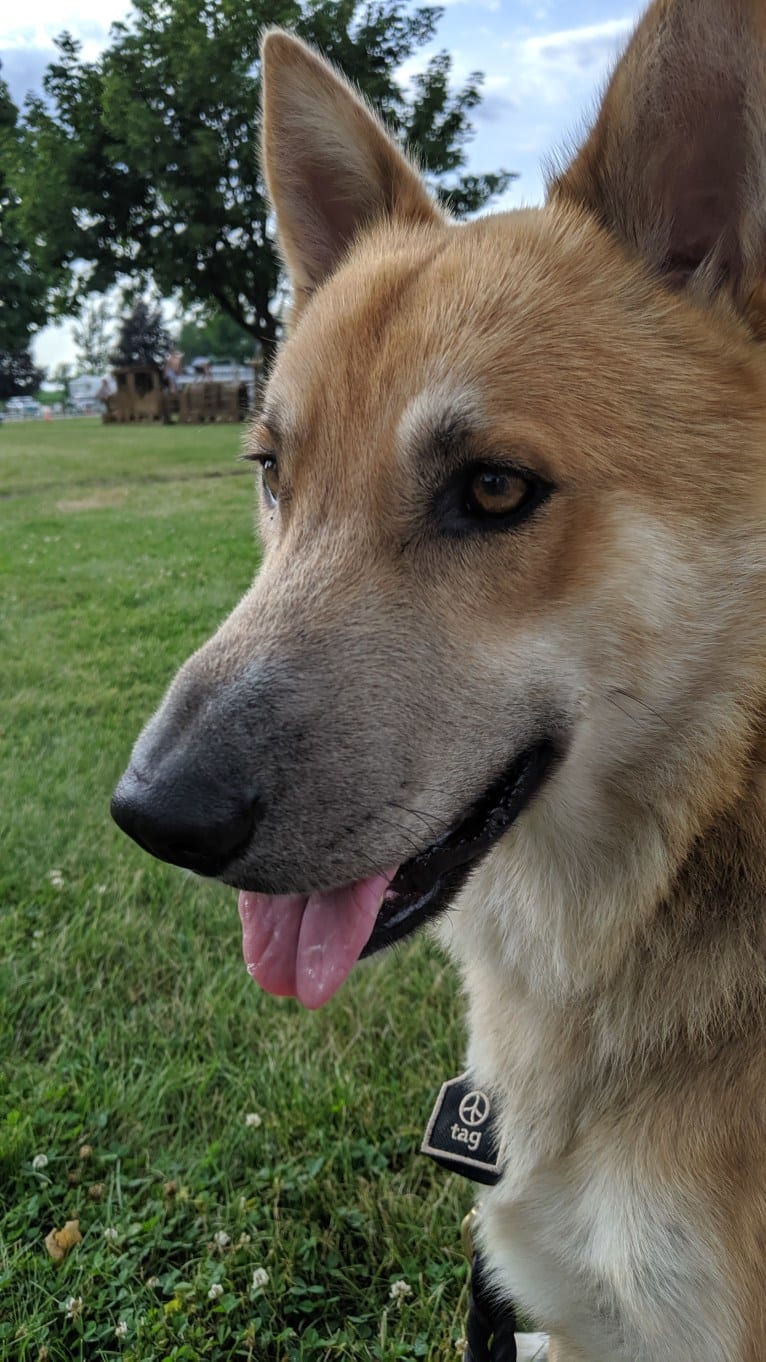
[524,15,636,58]
[437,0,502,9]
[1,3,128,53]
[499,15,636,105]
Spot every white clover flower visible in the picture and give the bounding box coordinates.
[208,1282,224,1300]
[64,1296,84,1319]
[244,1112,262,1128]
[251,1267,269,1292]
[146,1276,160,1289]
[115,1320,128,1339]
[32,1153,49,1171]
[104,1227,119,1243]
[48,869,64,889]
[238,1232,251,1245]
[388,1279,413,1305]
[213,1230,231,1249]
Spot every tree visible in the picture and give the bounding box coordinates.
[52,362,72,387]
[0,67,52,351]
[176,309,259,364]
[111,299,171,368]
[18,1,513,363]
[51,361,72,397]
[0,351,44,399]
[73,298,114,373]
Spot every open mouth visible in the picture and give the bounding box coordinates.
[362,739,555,956]
[238,740,555,1010]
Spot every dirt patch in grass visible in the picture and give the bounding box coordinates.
[57,489,129,513]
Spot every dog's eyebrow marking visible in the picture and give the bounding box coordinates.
[396,384,484,470]
[256,407,283,445]
[252,395,312,453]
[244,405,301,462]
[243,417,280,462]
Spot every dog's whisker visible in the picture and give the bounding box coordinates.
[387,800,446,836]
[606,689,674,731]
[368,812,429,858]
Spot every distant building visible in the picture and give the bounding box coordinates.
[70,374,113,406]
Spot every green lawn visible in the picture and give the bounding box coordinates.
[0,419,469,1361]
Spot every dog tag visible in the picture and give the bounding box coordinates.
[421,1072,502,1186]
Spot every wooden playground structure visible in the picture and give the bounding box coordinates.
[102,365,250,425]
[177,379,249,424]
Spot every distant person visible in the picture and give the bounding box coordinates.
[191,356,212,379]
[164,349,184,391]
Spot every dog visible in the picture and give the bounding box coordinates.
[112,1,766,1356]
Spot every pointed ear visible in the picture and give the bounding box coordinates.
[549,0,766,306]
[261,29,442,308]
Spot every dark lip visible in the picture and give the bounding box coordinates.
[360,739,557,957]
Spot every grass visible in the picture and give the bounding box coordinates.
[0,419,470,1361]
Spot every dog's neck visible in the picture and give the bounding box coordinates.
[443,718,766,1136]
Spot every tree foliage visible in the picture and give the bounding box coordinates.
[0,69,52,351]
[176,309,260,364]
[18,1,513,359]
[111,299,171,369]
[0,350,44,399]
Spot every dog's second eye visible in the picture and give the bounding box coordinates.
[468,469,529,517]
[260,458,280,506]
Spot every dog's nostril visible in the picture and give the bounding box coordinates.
[110,771,259,877]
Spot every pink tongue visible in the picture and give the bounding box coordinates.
[238,870,394,1010]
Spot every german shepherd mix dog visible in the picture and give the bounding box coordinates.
[112,0,766,1356]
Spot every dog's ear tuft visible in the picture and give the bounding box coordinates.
[550,0,766,308]
[261,29,441,309]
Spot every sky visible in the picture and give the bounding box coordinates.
[1,0,641,370]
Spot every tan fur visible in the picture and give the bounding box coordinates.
[125,5,766,1357]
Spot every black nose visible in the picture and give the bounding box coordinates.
[111,765,258,876]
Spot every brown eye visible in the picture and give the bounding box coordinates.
[260,457,279,506]
[468,468,529,517]
[435,460,551,537]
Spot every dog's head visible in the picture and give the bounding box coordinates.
[113,0,766,1005]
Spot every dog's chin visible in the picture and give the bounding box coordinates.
[360,739,557,956]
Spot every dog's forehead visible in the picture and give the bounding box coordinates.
[266,209,596,452]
